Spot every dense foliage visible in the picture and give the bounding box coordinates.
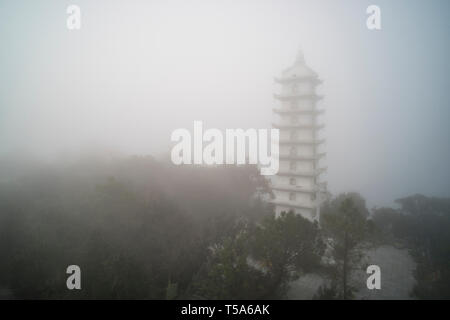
[0,156,271,299]
[319,194,369,299]
[372,195,450,299]
[0,156,449,299]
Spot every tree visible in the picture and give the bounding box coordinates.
[249,211,324,298]
[320,194,368,299]
[192,232,268,299]
[393,195,450,299]
[192,211,324,299]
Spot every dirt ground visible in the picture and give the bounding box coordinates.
[288,245,417,300]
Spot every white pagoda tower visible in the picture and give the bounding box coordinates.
[270,50,327,221]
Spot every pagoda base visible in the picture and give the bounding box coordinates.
[274,204,318,222]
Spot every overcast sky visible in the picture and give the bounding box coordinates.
[0,0,449,207]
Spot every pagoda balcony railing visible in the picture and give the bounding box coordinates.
[274,93,323,101]
[277,167,327,177]
[279,138,325,146]
[316,181,327,192]
[269,199,316,210]
[271,183,327,194]
[272,123,325,130]
[278,153,326,161]
[273,108,324,115]
[271,185,316,194]
[274,76,322,85]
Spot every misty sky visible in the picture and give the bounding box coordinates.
[0,0,449,207]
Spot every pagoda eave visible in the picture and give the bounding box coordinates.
[279,139,325,146]
[272,123,325,130]
[274,76,322,85]
[277,168,327,178]
[269,200,316,210]
[271,186,316,194]
[273,108,325,115]
[274,93,323,101]
[278,153,326,161]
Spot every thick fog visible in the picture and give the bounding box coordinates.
[0,0,449,207]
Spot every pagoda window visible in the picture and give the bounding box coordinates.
[311,193,316,201]
[289,192,296,201]
[290,101,298,109]
[289,161,297,171]
[290,130,298,140]
[290,147,298,156]
[289,178,296,186]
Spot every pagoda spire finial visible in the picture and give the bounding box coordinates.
[295,46,305,64]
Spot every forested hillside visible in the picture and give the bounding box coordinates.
[0,156,448,299]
